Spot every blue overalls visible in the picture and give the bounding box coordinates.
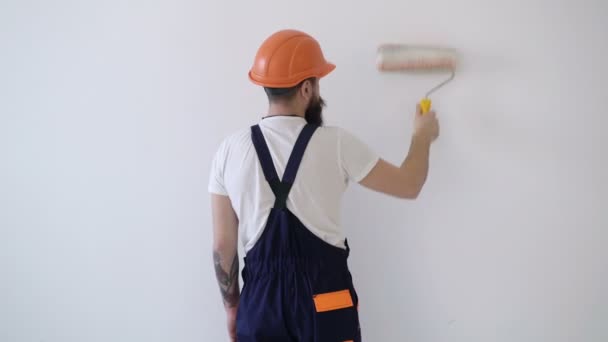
[236,123,362,342]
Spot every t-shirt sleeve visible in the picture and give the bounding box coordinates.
[208,140,229,196]
[338,128,380,183]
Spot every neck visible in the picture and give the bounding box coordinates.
[267,102,305,118]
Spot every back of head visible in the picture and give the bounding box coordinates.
[249,30,334,126]
[263,77,314,103]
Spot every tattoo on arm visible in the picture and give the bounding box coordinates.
[213,251,240,308]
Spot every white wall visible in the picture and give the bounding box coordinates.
[1,0,607,341]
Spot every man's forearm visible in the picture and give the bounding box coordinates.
[400,135,431,196]
[213,248,240,308]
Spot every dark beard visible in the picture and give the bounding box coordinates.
[305,96,325,126]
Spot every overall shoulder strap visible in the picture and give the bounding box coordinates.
[282,124,318,184]
[251,124,279,182]
[250,124,318,209]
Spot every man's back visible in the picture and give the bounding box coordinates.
[209,116,379,252]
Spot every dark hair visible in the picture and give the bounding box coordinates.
[264,77,316,103]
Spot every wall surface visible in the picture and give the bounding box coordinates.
[1,0,607,341]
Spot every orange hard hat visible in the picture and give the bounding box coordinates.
[248,29,335,88]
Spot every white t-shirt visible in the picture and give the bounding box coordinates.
[208,116,379,253]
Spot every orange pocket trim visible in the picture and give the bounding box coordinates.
[313,289,354,312]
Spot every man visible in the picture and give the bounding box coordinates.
[209,29,439,342]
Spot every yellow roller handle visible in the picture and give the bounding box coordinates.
[420,98,432,114]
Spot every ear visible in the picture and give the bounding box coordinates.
[299,79,314,102]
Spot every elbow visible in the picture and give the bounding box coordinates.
[397,188,421,199]
[212,240,233,254]
[396,180,425,199]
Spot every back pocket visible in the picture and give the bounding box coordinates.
[313,289,361,341]
[313,289,354,312]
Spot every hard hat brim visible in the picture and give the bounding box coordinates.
[249,62,336,88]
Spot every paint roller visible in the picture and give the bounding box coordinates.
[376,44,458,114]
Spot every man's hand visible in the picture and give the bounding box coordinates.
[413,104,440,143]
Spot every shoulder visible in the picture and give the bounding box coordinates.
[211,127,252,161]
[223,127,252,146]
[314,125,364,145]
[218,127,252,148]
[312,125,347,141]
